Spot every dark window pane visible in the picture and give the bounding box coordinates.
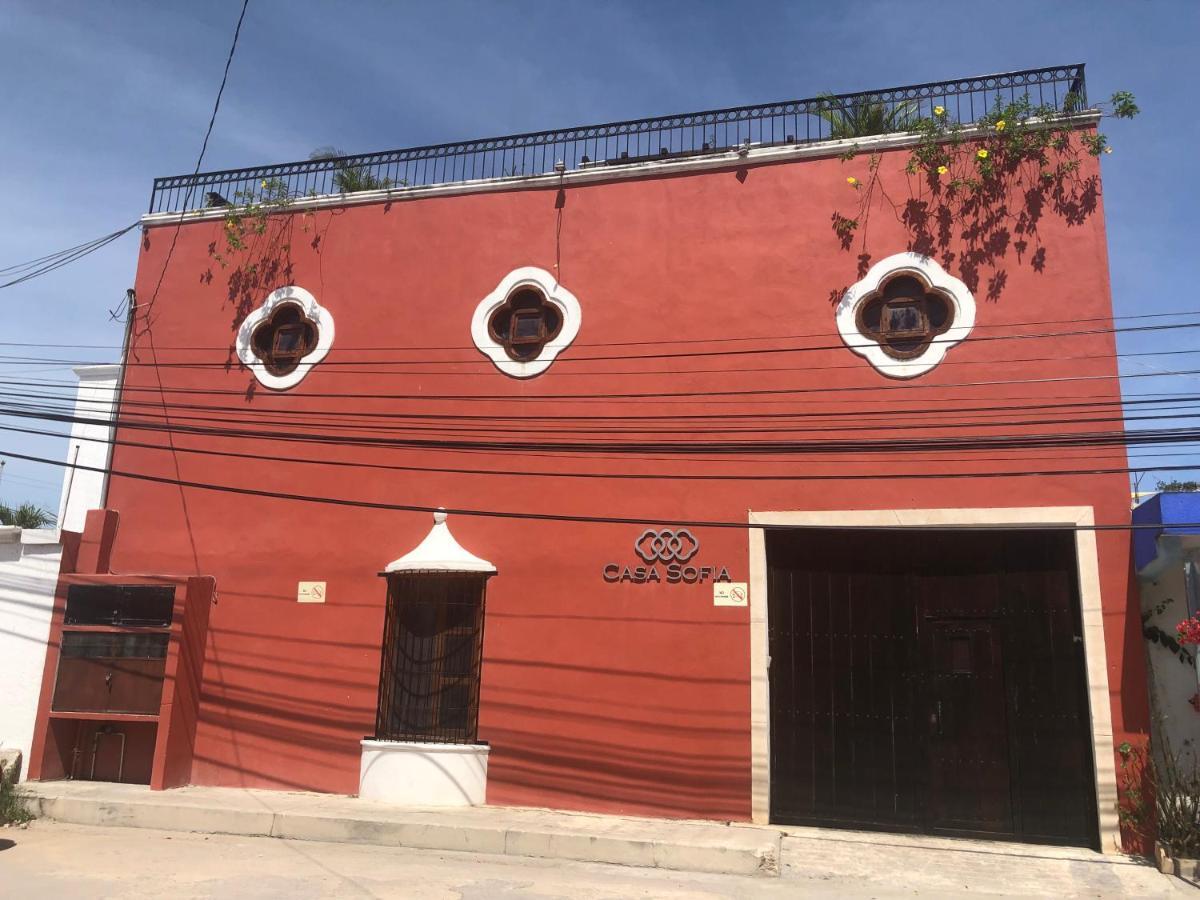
[882,275,924,301]
[883,303,923,333]
[250,303,319,376]
[65,585,174,627]
[272,324,308,354]
[512,311,543,340]
[400,601,438,637]
[927,296,950,329]
[439,681,471,731]
[61,632,168,659]
[861,301,883,333]
[487,287,562,361]
[444,598,475,629]
[885,336,926,354]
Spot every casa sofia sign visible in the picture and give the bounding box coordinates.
[603,528,732,584]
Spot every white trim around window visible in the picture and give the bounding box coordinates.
[834,252,975,379]
[470,267,581,378]
[235,285,334,391]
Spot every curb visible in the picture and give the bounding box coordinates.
[25,786,782,878]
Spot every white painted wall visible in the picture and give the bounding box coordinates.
[0,364,118,779]
[0,527,61,779]
[57,364,120,535]
[1139,554,1200,763]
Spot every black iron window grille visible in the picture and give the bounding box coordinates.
[150,65,1086,215]
[373,573,489,744]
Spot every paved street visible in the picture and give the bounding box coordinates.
[0,821,1193,899]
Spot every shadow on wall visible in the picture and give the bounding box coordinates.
[829,133,1102,304]
[189,613,750,817]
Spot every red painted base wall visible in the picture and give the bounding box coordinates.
[108,138,1149,830]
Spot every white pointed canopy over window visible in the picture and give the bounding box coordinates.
[384,509,496,574]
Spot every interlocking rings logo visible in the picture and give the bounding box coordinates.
[605,526,727,584]
[635,528,700,564]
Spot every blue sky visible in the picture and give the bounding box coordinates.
[1,0,1198,512]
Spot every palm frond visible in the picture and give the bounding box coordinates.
[813,93,920,139]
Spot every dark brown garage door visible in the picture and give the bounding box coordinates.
[766,528,1098,848]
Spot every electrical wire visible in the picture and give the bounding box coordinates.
[0,224,140,289]
[0,317,1191,370]
[0,400,1186,456]
[0,419,1171,484]
[0,447,1181,534]
[1,365,1158,403]
[0,380,1172,422]
[143,0,250,309]
[0,305,1197,352]
[1,391,1195,439]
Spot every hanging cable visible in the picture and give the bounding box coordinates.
[0,447,1185,534]
[0,224,139,289]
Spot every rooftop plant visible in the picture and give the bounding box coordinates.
[814,93,920,139]
[830,90,1139,300]
[309,146,396,193]
[0,501,55,529]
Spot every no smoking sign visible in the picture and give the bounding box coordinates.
[713,582,748,607]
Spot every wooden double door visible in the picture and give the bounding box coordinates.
[766,528,1098,848]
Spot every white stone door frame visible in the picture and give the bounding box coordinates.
[747,506,1120,853]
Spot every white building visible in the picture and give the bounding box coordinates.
[1133,492,1200,761]
[0,364,118,780]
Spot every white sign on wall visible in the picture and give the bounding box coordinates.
[714,582,748,607]
[297,581,327,604]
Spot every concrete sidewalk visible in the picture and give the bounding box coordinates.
[19,780,1188,896]
[23,781,781,877]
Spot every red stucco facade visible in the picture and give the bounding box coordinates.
[100,137,1147,836]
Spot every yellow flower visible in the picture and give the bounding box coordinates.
[261,179,268,188]
[846,176,858,186]
[995,119,1006,131]
[976,149,989,159]
[933,105,945,116]
[937,165,948,175]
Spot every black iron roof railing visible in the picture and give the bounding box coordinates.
[149,63,1086,215]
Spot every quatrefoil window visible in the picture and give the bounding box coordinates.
[855,273,953,360]
[250,303,319,376]
[835,252,975,379]
[487,287,563,361]
[470,267,582,378]
[235,285,334,390]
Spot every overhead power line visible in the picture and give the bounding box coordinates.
[0,4,248,295]
[0,400,1183,456]
[0,447,1182,534]
[0,224,140,290]
[0,345,1196,378]
[0,364,1159,404]
[1,306,1199,352]
[0,419,1180,484]
[0,390,1195,439]
[0,383,1190,434]
[145,0,250,310]
[4,375,1183,410]
[0,317,1193,369]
